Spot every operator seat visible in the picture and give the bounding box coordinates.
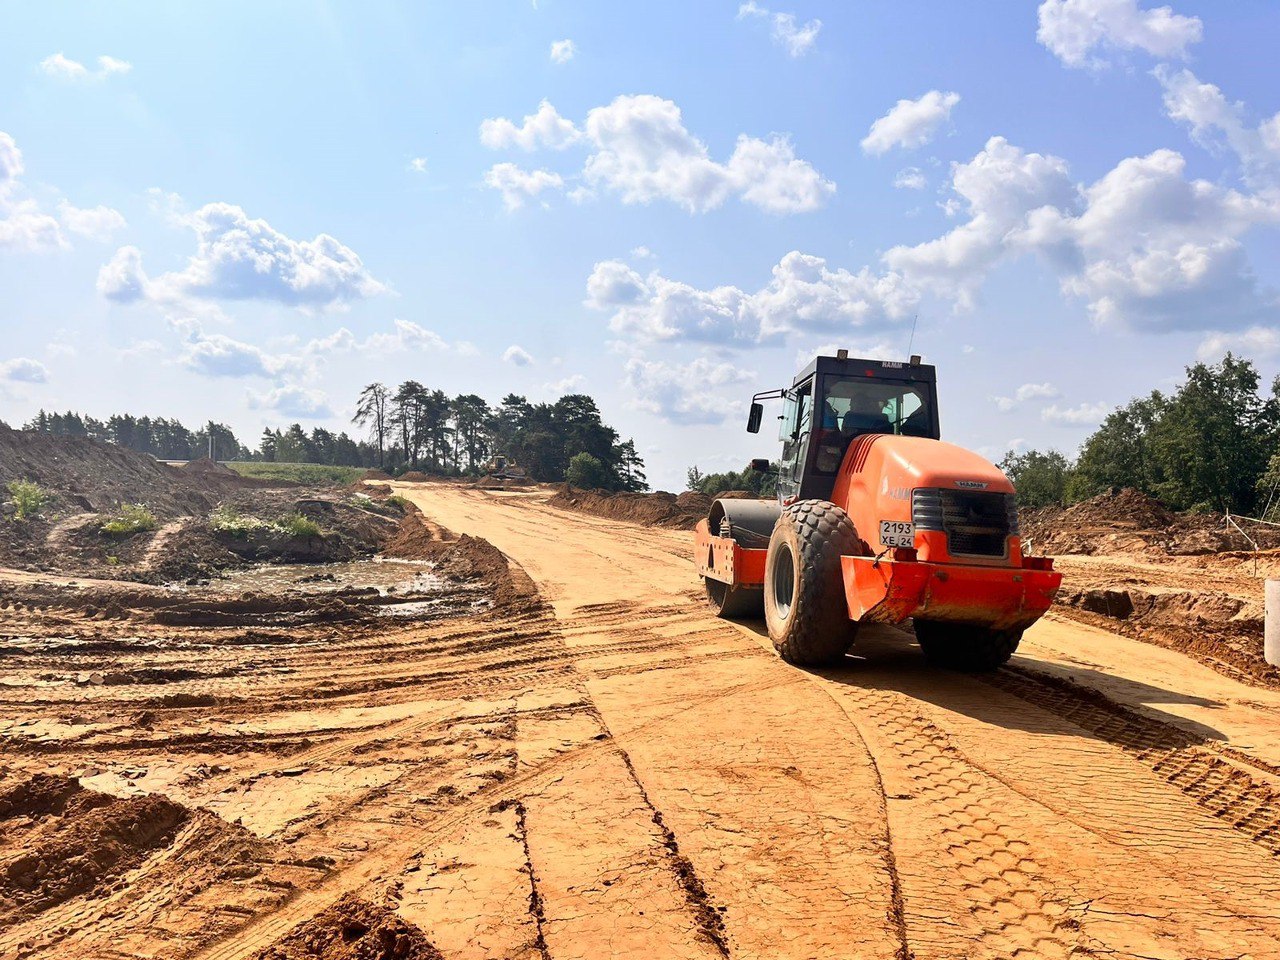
[841,409,892,438]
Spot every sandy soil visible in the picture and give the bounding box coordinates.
[4,481,1280,959]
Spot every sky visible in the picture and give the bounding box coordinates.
[2,0,1279,490]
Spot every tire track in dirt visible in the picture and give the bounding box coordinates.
[991,665,1280,855]
[407,485,1280,960]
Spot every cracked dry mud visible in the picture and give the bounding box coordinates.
[4,483,1280,960]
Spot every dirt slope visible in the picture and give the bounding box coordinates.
[5,481,1280,959]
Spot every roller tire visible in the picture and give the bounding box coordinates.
[704,577,763,619]
[764,500,862,666]
[914,619,1022,671]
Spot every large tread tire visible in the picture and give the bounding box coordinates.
[764,500,862,666]
[914,619,1022,671]
[704,577,763,619]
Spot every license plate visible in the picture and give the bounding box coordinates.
[879,520,914,548]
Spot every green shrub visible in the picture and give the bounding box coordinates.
[100,503,159,536]
[386,494,411,511]
[275,512,321,538]
[6,480,49,521]
[209,505,267,539]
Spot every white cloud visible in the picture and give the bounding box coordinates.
[503,345,535,366]
[1196,326,1280,360]
[893,167,927,190]
[883,135,1280,330]
[0,132,65,253]
[550,39,576,64]
[586,250,918,345]
[625,356,756,425]
[0,357,49,383]
[737,3,822,57]
[582,95,833,214]
[39,53,132,82]
[1154,67,1280,192]
[794,340,896,368]
[178,329,280,378]
[1036,0,1202,68]
[481,96,833,215]
[407,157,428,174]
[884,136,1076,305]
[1042,401,1110,424]
[480,100,581,151]
[861,90,961,155]
[97,245,148,302]
[100,203,385,307]
[545,374,586,394]
[0,198,65,252]
[483,163,564,211]
[248,385,334,419]
[631,245,654,259]
[304,319,455,357]
[57,202,126,241]
[992,382,1061,412]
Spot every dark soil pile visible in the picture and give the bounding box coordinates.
[251,893,443,960]
[549,485,724,529]
[384,510,528,606]
[1021,488,1280,557]
[0,424,213,516]
[360,469,393,481]
[182,457,239,477]
[1059,584,1276,684]
[0,773,190,926]
[396,471,436,483]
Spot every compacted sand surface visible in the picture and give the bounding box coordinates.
[3,481,1280,959]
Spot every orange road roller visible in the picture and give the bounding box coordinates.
[694,352,1062,669]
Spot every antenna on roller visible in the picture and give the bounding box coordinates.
[906,314,919,357]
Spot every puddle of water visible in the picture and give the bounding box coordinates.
[171,558,446,596]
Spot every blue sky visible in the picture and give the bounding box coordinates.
[2,0,1278,489]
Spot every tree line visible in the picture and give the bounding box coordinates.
[20,382,648,492]
[352,383,646,490]
[1001,354,1280,518]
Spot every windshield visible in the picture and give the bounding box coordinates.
[820,377,931,437]
[812,376,934,473]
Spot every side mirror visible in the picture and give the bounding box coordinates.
[746,402,763,434]
[748,458,770,473]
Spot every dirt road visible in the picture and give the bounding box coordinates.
[4,481,1280,960]
[396,484,1280,960]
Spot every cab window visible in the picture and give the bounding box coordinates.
[811,377,934,474]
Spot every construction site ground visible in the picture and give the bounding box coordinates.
[4,477,1280,960]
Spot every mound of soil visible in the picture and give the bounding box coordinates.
[550,485,725,530]
[360,469,393,481]
[182,457,239,477]
[1060,584,1276,684]
[0,424,213,517]
[251,892,443,960]
[0,773,190,926]
[396,471,436,483]
[384,510,527,605]
[1020,488,1278,557]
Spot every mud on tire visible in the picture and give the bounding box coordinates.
[914,619,1022,671]
[704,577,763,618]
[764,500,862,666]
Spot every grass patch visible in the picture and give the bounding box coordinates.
[209,505,268,539]
[276,512,322,538]
[209,506,323,539]
[386,494,411,511]
[225,462,363,485]
[6,480,49,521]
[101,503,159,536]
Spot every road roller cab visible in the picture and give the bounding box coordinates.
[694,353,1063,670]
